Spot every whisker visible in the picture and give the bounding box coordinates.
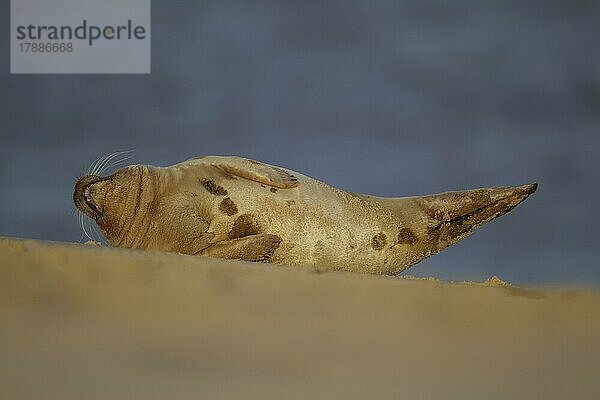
[80,213,94,241]
[102,154,135,175]
[98,150,135,176]
[91,151,117,175]
[89,153,108,176]
[92,151,119,176]
[96,150,134,176]
[86,218,97,242]
[87,154,104,175]
[90,222,106,245]
[77,213,85,242]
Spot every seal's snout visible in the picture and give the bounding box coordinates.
[73,174,105,220]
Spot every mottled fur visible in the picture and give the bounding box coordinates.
[73,156,536,274]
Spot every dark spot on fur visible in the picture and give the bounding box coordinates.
[286,200,295,206]
[200,179,227,196]
[219,198,238,216]
[229,214,261,239]
[372,232,387,250]
[252,234,281,263]
[270,187,278,193]
[397,228,417,245]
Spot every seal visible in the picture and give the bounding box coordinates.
[73,156,537,275]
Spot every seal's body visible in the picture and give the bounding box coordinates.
[74,156,537,275]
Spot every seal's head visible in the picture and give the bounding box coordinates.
[73,165,150,245]
[73,164,213,253]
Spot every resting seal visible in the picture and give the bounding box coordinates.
[73,156,537,275]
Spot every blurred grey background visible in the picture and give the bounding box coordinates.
[1,0,598,285]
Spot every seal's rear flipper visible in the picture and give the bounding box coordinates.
[412,183,538,253]
[201,233,282,263]
[365,183,537,269]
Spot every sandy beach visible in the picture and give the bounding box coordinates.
[1,236,599,399]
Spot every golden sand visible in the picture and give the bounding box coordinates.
[1,237,599,399]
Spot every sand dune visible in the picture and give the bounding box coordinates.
[1,237,599,399]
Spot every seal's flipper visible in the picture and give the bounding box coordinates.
[201,233,282,263]
[203,156,299,189]
[367,183,537,265]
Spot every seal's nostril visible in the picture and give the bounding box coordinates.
[84,187,93,203]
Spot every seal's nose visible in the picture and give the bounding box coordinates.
[73,174,104,219]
